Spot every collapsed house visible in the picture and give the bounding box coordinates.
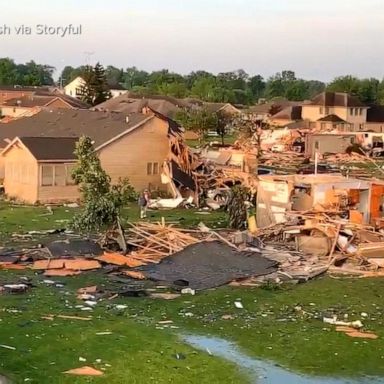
[256,174,384,228]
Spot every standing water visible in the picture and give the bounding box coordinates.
[183,334,384,384]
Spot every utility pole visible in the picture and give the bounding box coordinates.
[84,51,95,66]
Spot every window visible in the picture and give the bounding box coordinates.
[54,165,66,186]
[315,141,319,150]
[41,165,54,186]
[66,164,76,185]
[147,162,159,175]
[319,107,323,114]
[350,108,354,115]
[325,107,330,115]
[153,162,159,175]
[320,123,326,129]
[355,108,359,115]
[359,108,363,115]
[147,163,153,175]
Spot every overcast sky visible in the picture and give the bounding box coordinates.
[1,0,383,81]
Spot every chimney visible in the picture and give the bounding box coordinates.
[125,116,130,124]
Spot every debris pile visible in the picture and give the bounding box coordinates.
[255,211,384,278]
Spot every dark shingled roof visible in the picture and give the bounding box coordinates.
[271,106,302,121]
[94,94,186,118]
[310,92,366,107]
[317,114,347,123]
[0,110,153,149]
[19,137,79,161]
[2,95,90,109]
[367,105,384,123]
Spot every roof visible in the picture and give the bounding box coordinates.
[310,92,366,107]
[271,106,302,121]
[94,94,186,118]
[367,105,384,123]
[19,137,78,161]
[107,82,127,91]
[2,95,90,109]
[317,114,347,123]
[0,86,57,94]
[0,110,155,149]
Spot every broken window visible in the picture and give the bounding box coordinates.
[41,165,54,186]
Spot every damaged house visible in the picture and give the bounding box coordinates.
[0,109,185,204]
[256,174,383,228]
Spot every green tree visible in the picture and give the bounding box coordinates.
[123,66,149,89]
[0,58,18,85]
[327,75,360,95]
[79,63,111,106]
[105,65,124,86]
[71,136,136,234]
[248,75,266,102]
[175,108,219,143]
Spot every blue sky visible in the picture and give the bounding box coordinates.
[1,0,383,81]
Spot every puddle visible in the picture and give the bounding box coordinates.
[183,334,384,384]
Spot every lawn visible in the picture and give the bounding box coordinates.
[0,272,384,383]
[0,201,227,245]
[186,135,237,148]
[1,202,384,383]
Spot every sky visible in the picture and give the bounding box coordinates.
[1,0,383,81]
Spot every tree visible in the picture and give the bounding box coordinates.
[175,108,219,143]
[0,58,18,85]
[217,113,232,146]
[79,63,111,106]
[190,77,217,101]
[248,75,266,102]
[327,75,360,95]
[71,136,136,235]
[105,65,124,86]
[123,66,149,89]
[60,65,87,86]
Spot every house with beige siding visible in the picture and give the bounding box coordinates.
[0,94,90,118]
[0,109,179,204]
[2,137,79,204]
[64,76,127,100]
[301,92,369,131]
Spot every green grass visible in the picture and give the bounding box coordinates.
[186,135,237,148]
[0,272,246,384]
[0,201,227,245]
[2,202,384,382]
[1,273,384,383]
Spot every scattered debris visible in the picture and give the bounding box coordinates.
[63,366,104,376]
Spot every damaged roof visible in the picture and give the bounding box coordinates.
[271,106,302,121]
[366,105,384,123]
[317,114,347,123]
[309,92,366,108]
[0,110,154,149]
[93,93,186,118]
